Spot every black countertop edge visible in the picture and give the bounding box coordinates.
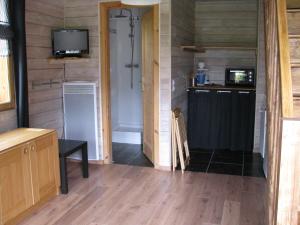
[188,86,256,91]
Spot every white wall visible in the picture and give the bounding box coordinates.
[110,8,143,130]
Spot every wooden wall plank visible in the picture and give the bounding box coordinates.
[265,0,283,224]
[25,0,64,135]
[195,0,258,47]
[171,0,195,118]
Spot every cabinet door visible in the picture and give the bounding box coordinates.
[188,89,214,150]
[0,145,33,224]
[231,91,256,151]
[211,90,233,149]
[30,133,59,203]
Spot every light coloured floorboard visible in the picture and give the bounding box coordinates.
[19,163,266,225]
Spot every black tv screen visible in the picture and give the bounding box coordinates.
[52,29,89,57]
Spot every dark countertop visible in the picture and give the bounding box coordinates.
[188,84,256,91]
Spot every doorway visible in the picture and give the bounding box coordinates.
[99,2,159,167]
[109,7,152,167]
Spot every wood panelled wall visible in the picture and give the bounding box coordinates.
[64,0,103,159]
[194,0,258,84]
[24,0,173,166]
[171,0,195,117]
[0,110,17,133]
[25,0,64,137]
[195,0,258,47]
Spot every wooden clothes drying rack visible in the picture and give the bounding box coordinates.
[172,108,190,173]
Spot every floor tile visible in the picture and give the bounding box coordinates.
[243,163,265,177]
[208,163,243,176]
[244,152,263,164]
[112,142,153,167]
[211,149,244,164]
[186,163,209,172]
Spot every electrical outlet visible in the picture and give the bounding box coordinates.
[172,79,175,92]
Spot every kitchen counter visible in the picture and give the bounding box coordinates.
[188,84,256,91]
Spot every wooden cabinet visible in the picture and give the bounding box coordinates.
[0,145,33,224]
[188,88,256,151]
[0,129,60,225]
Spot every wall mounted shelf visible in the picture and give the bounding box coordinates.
[48,57,90,64]
[181,45,257,53]
[289,34,300,38]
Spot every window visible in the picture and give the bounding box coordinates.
[0,0,14,111]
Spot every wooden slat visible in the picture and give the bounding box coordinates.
[277,0,294,117]
[48,57,90,64]
[265,0,284,224]
[292,68,300,95]
[293,97,300,117]
[287,11,300,34]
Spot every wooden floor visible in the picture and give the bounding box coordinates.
[19,163,266,225]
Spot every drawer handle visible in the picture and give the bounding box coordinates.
[239,91,250,94]
[217,90,231,93]
[24,148,28,154]
[195,90,210,93]
[31,146,36,151]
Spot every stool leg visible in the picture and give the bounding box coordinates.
[60,157,68,194]
[82,143,89,178]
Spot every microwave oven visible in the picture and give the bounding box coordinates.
[225,68,255,87]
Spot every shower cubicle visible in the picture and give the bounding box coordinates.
[109,8,146,144]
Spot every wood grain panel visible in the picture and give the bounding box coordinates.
[195,0,258,47]
[25,0,64,18]
[288,12,300,34]
[25,11,63,27]
[287,0,300,9]
[171,0,195,119]
[292,68,300,96]
[26,0,64,134]
[265,0,283,224]
[64,6,98,18]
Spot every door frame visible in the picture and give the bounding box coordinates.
[99,2,159,167]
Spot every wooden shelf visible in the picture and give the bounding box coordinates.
[289,34,300,39]
[180,46,205,53]
[181,45,257,53]
[287,8,300,13]
[48,57,90,64]
[291,59,300,68]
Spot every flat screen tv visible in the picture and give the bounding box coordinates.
[52,29,89,57]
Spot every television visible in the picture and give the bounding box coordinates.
[52,29,89,57]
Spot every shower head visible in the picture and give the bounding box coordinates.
[114,9,133,18]
[114,9,128,18]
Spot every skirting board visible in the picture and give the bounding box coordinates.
[68,159,104,165]
[155,165,172,171]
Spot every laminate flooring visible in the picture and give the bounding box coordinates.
[19,162,266,225]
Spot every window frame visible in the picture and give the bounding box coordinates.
[0,0,15,112]
[0,55,15,111]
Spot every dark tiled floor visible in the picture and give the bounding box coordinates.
[112,142,153,167]
[185,149,265,177]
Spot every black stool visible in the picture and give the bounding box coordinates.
[58,139,89,194]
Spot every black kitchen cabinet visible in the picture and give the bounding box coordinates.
[188,89,214,150]
[230,90,256,151]
[212,90,233,150]
[188,88,256,152]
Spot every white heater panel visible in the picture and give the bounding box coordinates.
[63,82,100,160]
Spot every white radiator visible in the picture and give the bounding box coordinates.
[63,82,100,160]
